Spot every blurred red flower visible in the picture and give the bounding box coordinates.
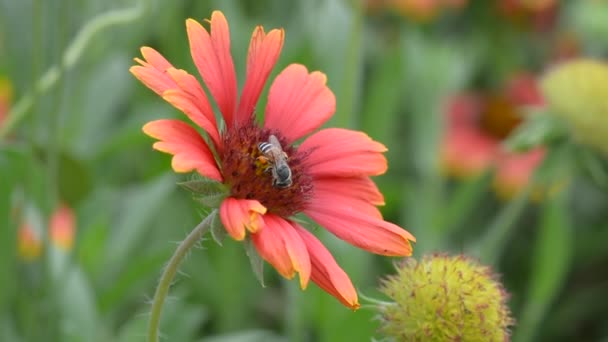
[498,0,558,31]
[49,204,76,252]
[17,204,76,261]
[366,0,469,21]
[441,73,546,198]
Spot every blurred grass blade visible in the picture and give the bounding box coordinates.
[434,170,493,237]
[57,267,104,341]
[0,148,20,310]
[103,173,176,275]
[475,185,531,264]
[360,46,403,144]
[514,192,572,342]
[0,0,150,138]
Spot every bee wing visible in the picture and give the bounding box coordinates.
[268,135,282,149]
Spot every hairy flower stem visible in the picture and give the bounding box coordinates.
[148,211,216,342]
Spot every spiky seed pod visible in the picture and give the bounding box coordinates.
[541,59,608,153]
[377,254,514,342]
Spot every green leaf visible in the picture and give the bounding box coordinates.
[57,151,92,205]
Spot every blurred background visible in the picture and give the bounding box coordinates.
[2,0,608,341]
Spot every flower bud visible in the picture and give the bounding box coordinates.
[18,223,42,262]
[49,204,76,252]
[377,254,514,341]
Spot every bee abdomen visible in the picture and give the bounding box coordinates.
[258,142,273,154]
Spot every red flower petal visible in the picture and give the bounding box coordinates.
[251,215,311,289]
[142,119,222,181]
[299,128,387,177]
[186,13,238,127]
[130,47,176,96]
[506,72,544,106]
[49,204,76,251]
[236,27,284,124]
[445,94,483,128]
[131,49,221,145]
[264,64,336,144]
[442,127,498,177]
[162,94,219,148]
[311,177,384,218]
[494,147,545,198]
[219,197,267,241]
[293,224,359,310]
[163,68,219,145]
[304,203,415,256]
[314,176,385,206]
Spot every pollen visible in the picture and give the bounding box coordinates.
[220,119,313,217]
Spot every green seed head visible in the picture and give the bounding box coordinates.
[377,254,514,342]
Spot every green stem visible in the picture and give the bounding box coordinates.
[476,185,532,264]
[434,171,492,236]
[285,280,304,342]
[0,0,150,139]
[147,211,215,342]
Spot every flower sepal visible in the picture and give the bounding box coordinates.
[209,210,227,246]
[178,178,228,207]
[244,237,265,287]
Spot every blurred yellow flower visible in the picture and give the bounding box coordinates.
[0,77,12,128]
[541,59,608,153]
[18,223,42,262]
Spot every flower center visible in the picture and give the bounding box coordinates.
[479,95,522,140]
[220,119,313,217]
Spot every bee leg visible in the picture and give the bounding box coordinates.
[256,156,270,163]
[255,156,273,173]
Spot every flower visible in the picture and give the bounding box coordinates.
[376,254,514,341]
[16,204,76,261]
[130,11,415,309]
[0,77,12,129]
[49,204,76,252]
[366,0,468,22]
[498,0,558,31]
[18,223,42,262]
[441,73,546,198]
[541,59,608,154]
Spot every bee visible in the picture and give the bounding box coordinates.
[257,135,293,189]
